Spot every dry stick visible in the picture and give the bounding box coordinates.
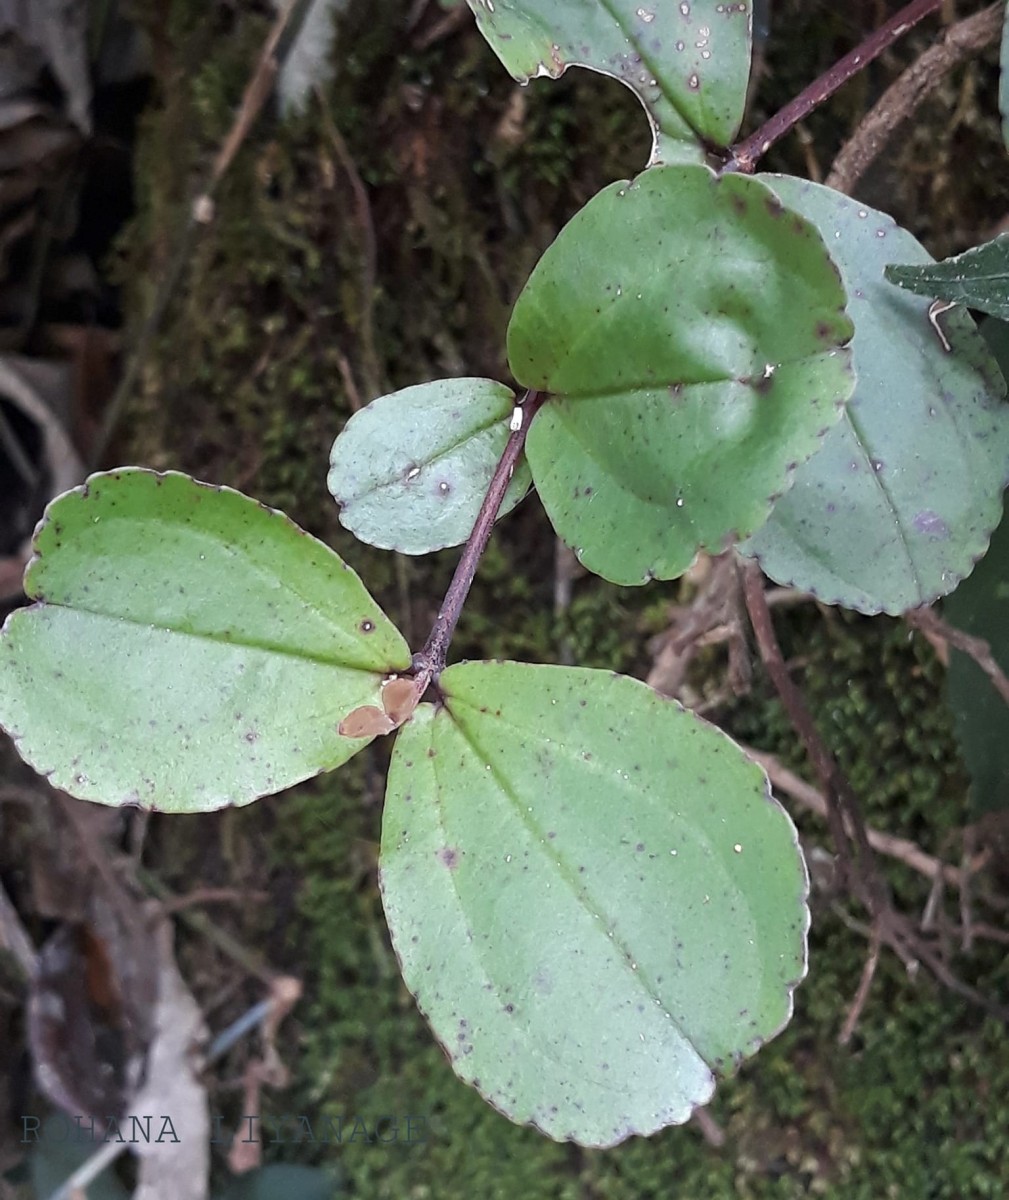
[89,0,315,468]
[46,983,300,1200]
[723,0,944,174]
[740,560,862,897]
[743,561,889,906]
[412,390,546,688]
[906,606,1009,708]
[742,564,1009,1026]
[314,83,383,403]
[839,924,882,1045]
[827,2,1003,194]
[741,744,986,889]
[138,867,276,986]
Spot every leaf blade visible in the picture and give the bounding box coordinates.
[328,378,530,554]
[381,662,808,1146]
[741,178,1009,614]
[0,470,411,812]
[885,233,1009,321]
[509,166,854,585]
[466,0,752,164]
[944,319,1009,816]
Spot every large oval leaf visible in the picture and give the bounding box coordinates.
[467,0,752,165]
[381,661,808,1147]
[327,378,530,554]
[508,165,854,585]
[0,470,411,812]
[741,178,1009,615]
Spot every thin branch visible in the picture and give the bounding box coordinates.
[138,868,276,986]
[89,0,315,467]
[741,744,987,889]
[839,923,882,1044]
[739,570,1009,1028]
[906,606,1009,708]
[158,887,269,914]
[827,3,1003,194]
[314,84,383,402]
[740,559,858,891]
[723,0,944,174]
[412,390,546,687]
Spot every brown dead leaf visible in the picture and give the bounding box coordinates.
[128,916,209,1200]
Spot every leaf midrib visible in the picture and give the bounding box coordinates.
[441,696,720,1074]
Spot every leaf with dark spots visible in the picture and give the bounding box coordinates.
[467,0,753,165]
[0,470,409,812]
[380,662,808,1147]
[328,378,531,554]
[508,165,854,584]
[741,178,1009,614]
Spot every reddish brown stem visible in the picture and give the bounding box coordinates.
[740,560,888,911]
[412,389,546,687]
[723,0,944,175]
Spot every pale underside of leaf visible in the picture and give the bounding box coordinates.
[328,378,530,555]
[741,178,1009,615]
[381,662,808,1146]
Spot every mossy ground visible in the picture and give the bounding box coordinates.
[119,3,1009,1196]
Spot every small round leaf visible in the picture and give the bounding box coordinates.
[508,165,854,585]
[328,378,531,554]
[381,662,808,1147]
[0,470,411,812]
[741,178,1009,614]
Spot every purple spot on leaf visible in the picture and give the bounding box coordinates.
[913,510,949,538]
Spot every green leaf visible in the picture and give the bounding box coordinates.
[508,165,854,585]
[466,0,752,165]
[944,319,1009,816]
[215,1164,344,1200]
[381,661,808,1147]
[327,378,530,554]
[0,470,411,813]
[946,490,1009,815]
[741,178,1009,614]
[885,233,1009,321]
[29,1130,131,1200]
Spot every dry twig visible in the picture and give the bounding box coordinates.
[826,3,1003,194]
[740,561,1009,1027]
[906,606,1009,708]
[90,0,315,467]
[741,744,987,889]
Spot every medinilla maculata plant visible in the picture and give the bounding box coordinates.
[3,0,1009,1148]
